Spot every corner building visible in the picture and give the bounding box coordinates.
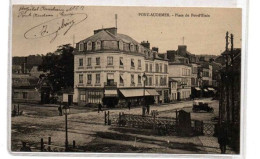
[73,28,169,106]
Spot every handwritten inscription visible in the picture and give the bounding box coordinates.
[24,13,88,43]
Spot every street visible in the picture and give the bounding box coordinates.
[11,98,234,154]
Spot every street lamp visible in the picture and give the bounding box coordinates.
[142,73,147,116]
[63,105,70,152]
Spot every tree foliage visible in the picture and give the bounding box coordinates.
[38,44,74,94]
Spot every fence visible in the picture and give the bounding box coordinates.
[40,137,77,152]
[115,112,216,136]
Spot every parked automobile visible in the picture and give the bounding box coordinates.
[192,100,214,113]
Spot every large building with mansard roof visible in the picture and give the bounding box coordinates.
[73,27,169,107]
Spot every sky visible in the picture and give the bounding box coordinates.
[12,5,242,56]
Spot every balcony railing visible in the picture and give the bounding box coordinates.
[104,82,117,87]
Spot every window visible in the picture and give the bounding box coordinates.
[159,64,162,73]
[79,74,83,83]
[120,74,124,85]
[149,77,152,86]
[130,43,135,52]
[107,57,113,65]
[131,74,135,84]
[80,95,86,101]
[87,58,91,66]
[119,41,124,50]
[138,75,141,84]
[155,76,159,86]
[87,74,92,84]
[96,57,100,65]
[156,63,159,72]
[138,60,141,68]
[120,57,124,66]
[79,58,83,66]
[79,43,84,51]
[145,63,148,72]
[150,64,153,72]
[96,74,100,84]
[95,40,101,50]
[131,59,135,68]
[22,92,27,99]
[87,41,92,51]
[164,64,168,73]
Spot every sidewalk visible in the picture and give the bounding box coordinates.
[198,136,236,154]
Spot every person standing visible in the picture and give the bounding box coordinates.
[20,142,31,152]
[128,102,131,111]
[146,104,150,115]
[98,102,102,113]
[218,122,228,154]
[58,105,62,116]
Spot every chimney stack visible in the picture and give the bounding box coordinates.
[141,41,150,49]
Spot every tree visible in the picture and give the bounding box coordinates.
[38,44,74,95]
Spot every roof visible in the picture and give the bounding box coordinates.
[12,74,39,88]
[79,30,139,45]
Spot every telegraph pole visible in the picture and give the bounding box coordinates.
[225,31,230,125]
[230,33,235,123]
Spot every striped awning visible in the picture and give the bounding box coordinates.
[104,89,118,97]
[119,89,151,97]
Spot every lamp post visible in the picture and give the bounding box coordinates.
[142,73,147,116]
[63,105,70,152]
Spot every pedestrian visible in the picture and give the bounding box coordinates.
[58,105,62,116]
[218,122,228,154]
[98,102,102,113]
[146,104,150,115]
[20,141,31,152]
[128,102,131,110]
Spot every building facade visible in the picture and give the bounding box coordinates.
[73,27,169,106]
[168,63,192,100]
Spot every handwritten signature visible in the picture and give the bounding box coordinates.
[24,13,88,43]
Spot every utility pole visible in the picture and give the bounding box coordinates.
[230,33,235,123]
[225,31,230,125]
[182,36,185,45]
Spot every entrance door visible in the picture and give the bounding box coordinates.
[177,92,181,101]
[68,95,73,106]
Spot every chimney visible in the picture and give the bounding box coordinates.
[23,57,27,74]
[94,27,117,35]
[152,47,159,53]
[141,41,150,49]
[178,45,187,55]
[166,50,177,62]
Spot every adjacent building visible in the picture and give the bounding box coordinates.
[73,27,169,106]
[12,74,41,103]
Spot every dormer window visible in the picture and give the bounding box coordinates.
[119,40,123,50]
[95,40,101,50]
[87,41,92,51]
[130,43,135,52]
[79,43,84,51]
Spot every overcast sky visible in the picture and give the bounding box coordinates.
[12,6,241,56]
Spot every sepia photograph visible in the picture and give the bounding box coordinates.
[10,5,242,154]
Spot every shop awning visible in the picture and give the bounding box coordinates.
[207,88,215,91]
[204,89,208,92]
[119,89,151,97]
[104,89,118,97]
[195,87,201,91]
[146,89,160,96]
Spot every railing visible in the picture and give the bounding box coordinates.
[104,82,117,87]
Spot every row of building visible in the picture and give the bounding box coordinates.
[72,27,218,107]
[12,27,221,106]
